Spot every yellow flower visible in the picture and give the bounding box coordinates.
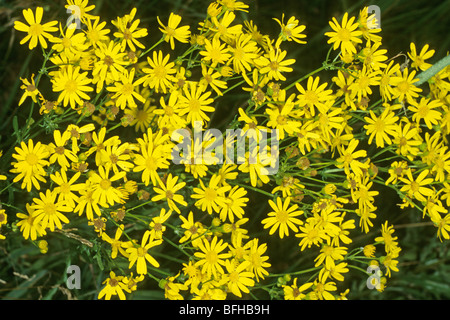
[14,7,58,50]
[127,230,163,275]
[295,76,334,116]
[141,50,177,94]
[224,260,255,298]
[194,236,231,278]
[209,10,242,41]
[89,165,126,207]
[157,13,191,50]
[179,211,210,247]
[18,74,40,106]
[266,93,301,140]
[400,169,435,202]
[391,68,422,103]
[98,271,131,300]
[48,130,78,169]
[336,138,369,177]
[84,17,110,48]
[52,65,93,109]
[50,169,84,209]
[283,278,313,300]
[408,97,443,130]
[257,47,296,81]
[149,208,172,240]
[434,213,450,241]
[11,139,49,192]
[92,40,128,92]
[228,34,260,74]
[261,197,303,239]
[273,14,307,45]
[325,12,363,55]
[31,189,72,232]
[364,107,399,148]
[199,64,228,96]
[152,174,187,214]
[51,23,89,55]
[101,224,129,259]
[178,82,215,126]
[16,204,47,240]
[107,68,145,109]
[191,174,231,215]
[375,221,399,254]
[314,244,347,269]
[199,37,231,67]
[65,0,97,25]
[408,42,435,71]
[113,8,148,52]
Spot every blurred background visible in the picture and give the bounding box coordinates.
[0,0,449,299]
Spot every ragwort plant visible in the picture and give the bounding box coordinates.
[1,0,450,300]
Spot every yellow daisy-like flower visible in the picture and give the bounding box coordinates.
[48,129,78,169]
[295,76,334,116]
[191,174,231,215]
[98,271,130,300]
[14,7,58,50]
[152,173,187,214]
[92,40,129,92]
[391,68,422,103]
[261,197,303,239]
[18,74,40,106]
[31,189,72,232]
[153,92,185,130]
[194,236,232,278]
[408,42,435,71]
[273,14,307,45]
[84,17,110,48]
[364,107,399,148]
[113,8,148,52]
[89,165,127,207]
[65,0,97,25]
[257,47,295,81]
[157,13,191,50]
[142,50,177,94]
[149,208,172,240]
[400,169,435,203]
[51,65,93,109]
[335,138,368,177]
[408,97,443,130]
[11,139,49,192]
[283,278,313,300]
[127,230,163,275]
[224,260,255,298]
[228,34,260,74]
[51,22,89,55]
[50,169,84,209]
[178,82,215,126]
[199,37,231,67]
[107,68,145,109]
[16,204,47,240]
[325,12,363,55]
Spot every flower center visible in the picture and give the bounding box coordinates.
[276,210,289,223]
[100,179,111,190]
[43,203,57,216]
[29,23,43,37]
[26,153,39,165]
[64,79,78,93]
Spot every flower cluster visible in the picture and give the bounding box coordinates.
[2,0,449,300]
